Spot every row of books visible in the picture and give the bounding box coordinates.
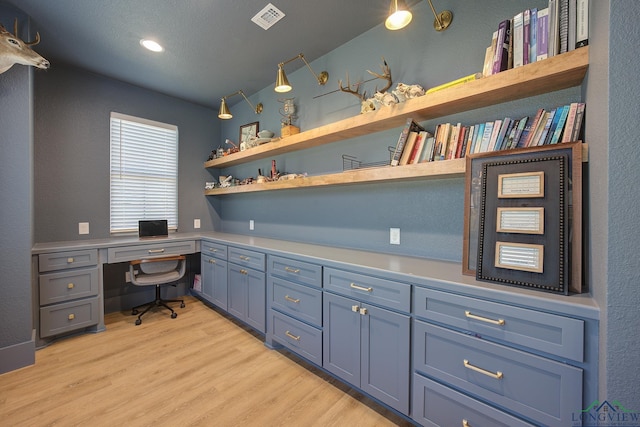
[390,102,585,165]
[484,0,589,76]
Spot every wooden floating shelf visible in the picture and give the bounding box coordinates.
[204,159,467,195]
[204,47,589,169]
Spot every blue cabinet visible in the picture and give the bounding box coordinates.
[228,247,266,333]
[200,253,228,309]
[323,290,410,415]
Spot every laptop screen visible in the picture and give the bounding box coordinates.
[138,220,168,239]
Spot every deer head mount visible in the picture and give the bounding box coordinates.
[0,18,50,74]
[339,58,394,114]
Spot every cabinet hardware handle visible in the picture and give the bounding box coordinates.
[284,295,300,303]
[359,307,368,315]
[148,249,165,254]
[352,305,360,313]
[239,255,250,261]
[285,331,301,341]
[350,283,373,292]
[67,283,74,289]
[463,359,503,379]
[462,420,470,427]
[464,310,505,326]
[67,257,74,263]
[240,269,248,275]
[284,267,300,273]
[209,259,216,264]
[68,314,75,320]
[209,248,218,252]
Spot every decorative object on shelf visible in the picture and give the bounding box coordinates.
[238,122,259,152]
[258,130,274,139]
[463,142,583,293]
[339,58,393,114]
[343,147,395,171]
[218,90,263,120]
[392,83,425,102]
[278,97,300,137]
[219,175,233,188]
[225,138,239,155]
[385,0,452,32]
[0,18,50,74]
[274,53,329,93]
[204,181,216,190]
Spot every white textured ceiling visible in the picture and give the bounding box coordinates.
[4,0,395,108]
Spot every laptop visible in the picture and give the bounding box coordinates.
[138,220,169,239]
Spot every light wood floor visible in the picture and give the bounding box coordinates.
[0,297,413,426]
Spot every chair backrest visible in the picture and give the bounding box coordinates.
[129,255,186,286]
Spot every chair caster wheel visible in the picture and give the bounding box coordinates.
[135,319,142,325]
[171,312,177,319]
[132,309,139,315]
[180,303,185,308]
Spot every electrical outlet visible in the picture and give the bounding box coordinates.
[78,222,89,235]
[249,220,255,230]
[194,218,201,229]
[390,228,400,245]
[125,271,131,283]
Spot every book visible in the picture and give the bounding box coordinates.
[426,73,483,94]
[419,136,435,162]
[407,131,424,164]
[537,108,556,146]
[549,105,570,143]
[463,125,475,158]
[467,125,479,155]
[504,118,520,149]
[530,8,538,63]
[576,0,588,48]
[548,0,559,57]
[523,9,531,65]
[558,0,569,54]
[512,12,524,68]
[544,107,563,145]
[478,121,495,153]
[391,118,424,166]
[496,118,514,150]
[570,102,586,141]
[492,19,511,74]
[447,123,461,160]
[523,108,545,147]
[483,31,498,77]
[472,122,485,154]
[561,102,580,142]
[536,7,549,61]
[512,116,529,148]
[528,110,549,146]
[487,119,503,151]
[437,123,452,160]
[399,131,419,165]
[568,0,577,51]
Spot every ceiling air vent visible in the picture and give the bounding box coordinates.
[251,3,285,30]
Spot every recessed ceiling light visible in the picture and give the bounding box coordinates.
[140,39,164,52]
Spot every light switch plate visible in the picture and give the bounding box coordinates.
[249,220,255,230]
[79,222,89,235]
[194,218,201,229]
[390,228,400,245]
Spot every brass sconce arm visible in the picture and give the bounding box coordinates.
[275,53,329,93]
[218,90,263,120]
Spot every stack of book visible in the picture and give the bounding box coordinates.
[390,103,585,165]
[483,0,589,77]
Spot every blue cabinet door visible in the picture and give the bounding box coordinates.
[227,263,247,320]
[246,268,266,333]
[201,254,228,310]
[361,304,410,414]
[323,292,360,387]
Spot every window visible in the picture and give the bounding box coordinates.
[110,112,178,234]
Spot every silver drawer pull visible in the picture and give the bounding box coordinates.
[67,283,74,289]
[284,267,300,273]
[239,255,250,261]
[148,248,165,254]
[464,310,505,326]
[350,283,373,292]
[209,248,218,252]
[208,259,216,264]
[463,359,503,379]
[68,313,75,321]
[67,257,74,263]
[284,295,300,304]
[285,331,301,341]
[462,420,470,427]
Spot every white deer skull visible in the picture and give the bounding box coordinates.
[0,19,50,74]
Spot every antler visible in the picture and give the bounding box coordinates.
[13,18,40,46]
[338,72,366,102]
[366,57,392,94]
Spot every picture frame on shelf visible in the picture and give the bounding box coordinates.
[239,121,259,146]
[462,141,584,293]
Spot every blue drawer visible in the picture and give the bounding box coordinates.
[39,266,99,305]
[323,267,410,313]
[413,287,585,362]
[228,246,265,272]
[39,296,100,338]
[412,374,535,427]
[413,321,582,427]
[201,240,227,260]
[268,255,322,288]
[271,310,322,366]
[38,249,97,272]
[269,277,322,327]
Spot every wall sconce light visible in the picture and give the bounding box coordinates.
[274,53,329,93]
[385,0,453,32]
[218,90,263,120]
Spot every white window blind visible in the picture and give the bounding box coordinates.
[110,112,178,234]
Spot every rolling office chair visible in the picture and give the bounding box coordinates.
[129,255,186,325]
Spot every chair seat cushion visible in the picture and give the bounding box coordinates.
[132,270,182,286]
